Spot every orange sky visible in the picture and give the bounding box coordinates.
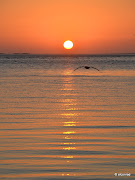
[0,0,135,54]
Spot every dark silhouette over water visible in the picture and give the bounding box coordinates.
[73,66,100,72]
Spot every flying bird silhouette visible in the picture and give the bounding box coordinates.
[73,66,100,72]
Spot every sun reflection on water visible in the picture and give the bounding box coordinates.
[61,113,78,117]
[63,121,76,127]
[59,74,79,177]
[63,131,76,135]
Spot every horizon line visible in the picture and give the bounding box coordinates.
[0,52,135,56]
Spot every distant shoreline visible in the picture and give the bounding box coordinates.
[0,53,135,57]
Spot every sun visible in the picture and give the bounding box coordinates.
[63,40,73,49]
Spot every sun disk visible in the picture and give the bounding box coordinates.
[63,40,73,49]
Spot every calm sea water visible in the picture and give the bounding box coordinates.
[0,54,135,180]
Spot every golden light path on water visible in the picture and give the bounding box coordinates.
[60,71,78,177]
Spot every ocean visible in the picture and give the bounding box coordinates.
[0,54,135,180]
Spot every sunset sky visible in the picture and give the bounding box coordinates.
[0,0,135,54]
